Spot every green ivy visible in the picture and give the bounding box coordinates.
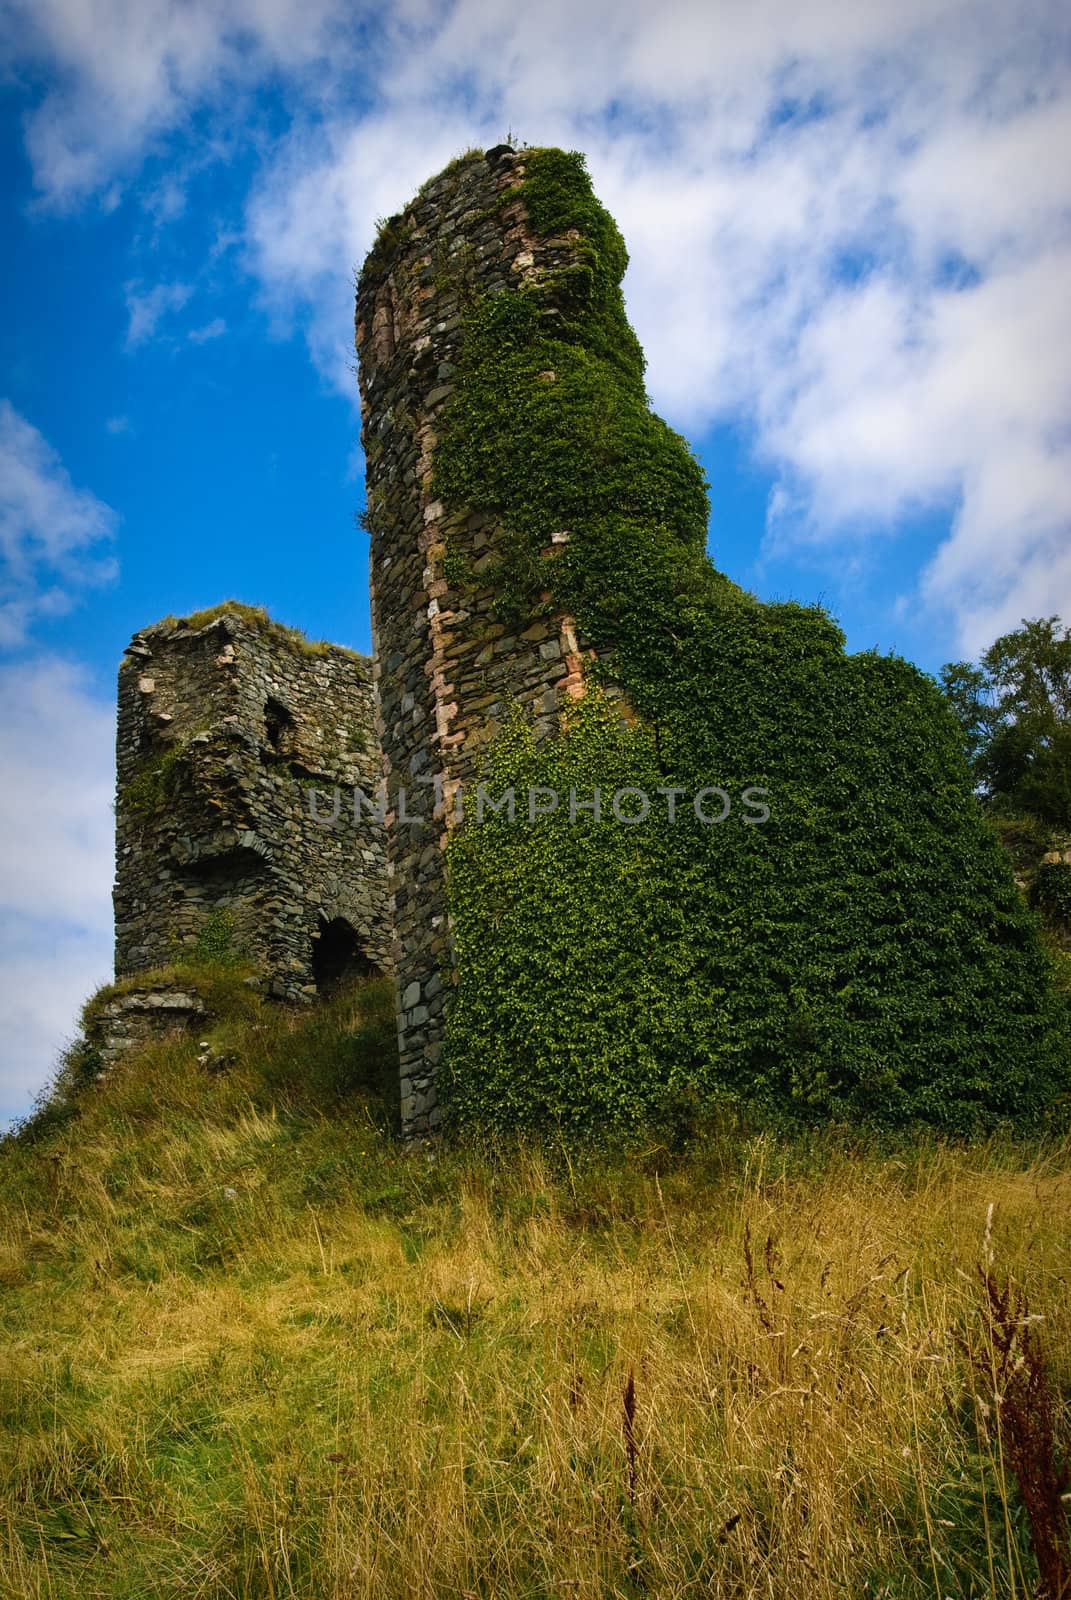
[1034,862,1071,928]
[428,147,1070,1137]
[194,908,240,966]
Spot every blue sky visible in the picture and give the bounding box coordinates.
[1,0,1069,1125]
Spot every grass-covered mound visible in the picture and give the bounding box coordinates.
[2,983,1070,1597]
[433,148,1069,1136]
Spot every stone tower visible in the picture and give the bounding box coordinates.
[355,146,611,1136]
[114,605,391,1000]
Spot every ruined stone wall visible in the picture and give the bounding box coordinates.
[114,607,391,1001]
[355,146,614,1136]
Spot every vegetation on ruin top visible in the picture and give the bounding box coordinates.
[142,599,367,662]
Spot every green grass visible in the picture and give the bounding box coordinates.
[1,978,1068,1597]
[142,600,363,660]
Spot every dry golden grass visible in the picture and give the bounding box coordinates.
[0,985,1068,1597]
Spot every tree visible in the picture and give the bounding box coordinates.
[940,616,1071,829]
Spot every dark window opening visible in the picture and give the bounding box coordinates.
[312,915,379,995]
[175,844,267,882]
[264,697,293,757]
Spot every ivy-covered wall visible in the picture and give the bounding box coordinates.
[356,143,629,1136]
[358,145,1069,1138]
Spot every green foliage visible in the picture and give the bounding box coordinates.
[441,542,478,592]
[255,975,399,1122]
[498,146,645,383]
[941,615,1071,828]
[1047,942,1071,1005]
[197,915,232,967]
[118,743,186,819]
[431,147,1069,1137]
[13,965,394,1149]
[193,907,240,965]
[1034,862,1071,929]
[359,212,414,290]
[990,812,1055,874]
[11,1036,104,1145]
[938,658,993,768]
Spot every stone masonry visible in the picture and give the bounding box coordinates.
[355,145,619,1137]
[106,146,628,1131]
[114,606,391,1003]
[97,147,1066,1134]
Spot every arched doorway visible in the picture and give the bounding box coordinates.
[312,915,379,995]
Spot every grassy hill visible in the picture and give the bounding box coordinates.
[1,977,1069,1598]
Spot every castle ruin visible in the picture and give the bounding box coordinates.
[102,144,1066,1139]
[355,143,619,1135]
[113,607,390,1015]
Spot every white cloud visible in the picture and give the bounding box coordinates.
[246,111,501,392]
[4,0,1071,653]
[0,400,118,645]
[123,278,192,349]
[0,414,119,1122]
[0,656,115,1126]
[0,419,117,1120]
[237,0,1071,652]
[188,315,226,343]
[2,0,353,209]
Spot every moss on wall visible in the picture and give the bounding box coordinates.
[433,148,1069,1136]
[118,742,188,819]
